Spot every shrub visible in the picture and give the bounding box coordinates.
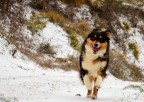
[38,43,56,57]
[26,12,46,35]
[123,22,131,31]
[129,43,139,59]
[70,34,79,50]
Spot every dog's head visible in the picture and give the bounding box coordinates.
[86,29,110,54]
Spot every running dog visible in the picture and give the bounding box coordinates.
[79,29,110,99]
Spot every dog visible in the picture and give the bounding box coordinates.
[79,29,110,99]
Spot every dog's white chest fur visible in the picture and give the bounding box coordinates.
[82,47,107,77]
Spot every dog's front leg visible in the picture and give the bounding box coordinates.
[83,75,92,98]
[92,75,103,99]
[92,78,98,99]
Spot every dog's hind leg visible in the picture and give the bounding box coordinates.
[83,75,92,98]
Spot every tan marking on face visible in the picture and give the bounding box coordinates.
[87,38,92,45]
[99,41,108,51]
[99,36,102,39]
[87,38,96,47]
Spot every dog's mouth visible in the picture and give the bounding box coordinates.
[91,44,100,54]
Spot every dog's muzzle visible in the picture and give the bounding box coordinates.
[91,44,100,54]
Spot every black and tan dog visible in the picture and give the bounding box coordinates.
[79,29,110,99]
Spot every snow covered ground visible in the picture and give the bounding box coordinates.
[0,36,144,102]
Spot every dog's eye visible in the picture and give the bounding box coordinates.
[99,38,104,42]
[91,38,95,41]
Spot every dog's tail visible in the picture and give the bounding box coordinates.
[79,70,84,82]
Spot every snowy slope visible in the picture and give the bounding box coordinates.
[0,37,144,102]
[118,16,144,70]
[34,22,78,58]
[25,21,78,58]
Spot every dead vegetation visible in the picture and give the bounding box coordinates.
[109,50,144,82]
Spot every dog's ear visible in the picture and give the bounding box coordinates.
[105,30,111,38]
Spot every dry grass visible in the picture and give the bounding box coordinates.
[26,12,46,35]
[45,11,69,26]
[91,0,104,7]
[97,20,108,30]
[74,20,92,38]
[60,0,85,6]
[123,22,131,31]
[109,50,143,81]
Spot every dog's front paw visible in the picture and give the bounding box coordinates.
[87,94,92,98]
[91,95,97,100]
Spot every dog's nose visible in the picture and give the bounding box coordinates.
[94,44,98,47]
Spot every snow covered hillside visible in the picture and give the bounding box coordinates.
[0,35,144,102]
[33,22,78,58]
